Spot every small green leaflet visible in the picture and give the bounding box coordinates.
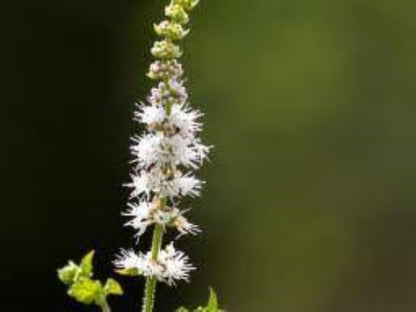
[176,288,224,312]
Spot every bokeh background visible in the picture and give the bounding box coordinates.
[2,0,416,311]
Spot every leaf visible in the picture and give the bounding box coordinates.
[67,278,102,305]
[80,250,95,277]
[57,261,80,285]
[206,287,218,311]
[177,288,223,312]
[115,267,141,276]
[104,278,123,296]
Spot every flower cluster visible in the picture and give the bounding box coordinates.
[114,243,195,286]
[123,201,200,240]
[115,0,207,287]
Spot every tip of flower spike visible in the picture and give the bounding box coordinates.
[172,0,200,11]
[165,3,190,25]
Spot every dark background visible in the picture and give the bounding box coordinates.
[2,0,416,311]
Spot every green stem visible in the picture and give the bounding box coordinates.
[143,276,157,312]
[142,221,165,312]
[99,298,111,312]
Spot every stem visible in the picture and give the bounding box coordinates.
[151,223,165,259]
[142,220,165,312]
[99,298,111,312]
[142,276,157,312]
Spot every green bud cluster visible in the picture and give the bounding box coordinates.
[57,251,123,307]
[165,4,189,25]
[173,0,200,11]
[154,20,189,40]
[151,40,182,59]
[150,0,199,63]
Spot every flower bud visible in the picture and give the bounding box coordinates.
[173,0,200,11]
[165,3,189,24]
[147,60,184,80]
[151,40,182,59]
[154,20,190,40]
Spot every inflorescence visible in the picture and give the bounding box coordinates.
[57,1,224,311]
[114,0,209,288]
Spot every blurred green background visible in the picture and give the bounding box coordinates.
[2,0,416,311]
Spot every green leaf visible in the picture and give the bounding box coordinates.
[177,288,223,312]
[67,278,102,305]
[206,287,218,311]
[115,267,142,276]
[104,278,123,296]
[80,250,95,277]
[57,261,80,285]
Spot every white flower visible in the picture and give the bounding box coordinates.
[131,133,208,170]
[136,103,204,138]
[123,201,154,238]
[114,244,195,286]
[170,104,203,136]
[130,133,167,169]
[175,174,203,197]
[128,169,203,199]
[158,243,195,285]
[186,137,210,167]
[173,213,201,237]
[127,172,154,198]
[131,101,210,171]
[135,104,166,125]
[114,249,161,277]
[113,249,143,271]
[124,200,200,239]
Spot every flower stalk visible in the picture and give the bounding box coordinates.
[99,298,111,312]
[115,0,209,311]
[143,223,164,312]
